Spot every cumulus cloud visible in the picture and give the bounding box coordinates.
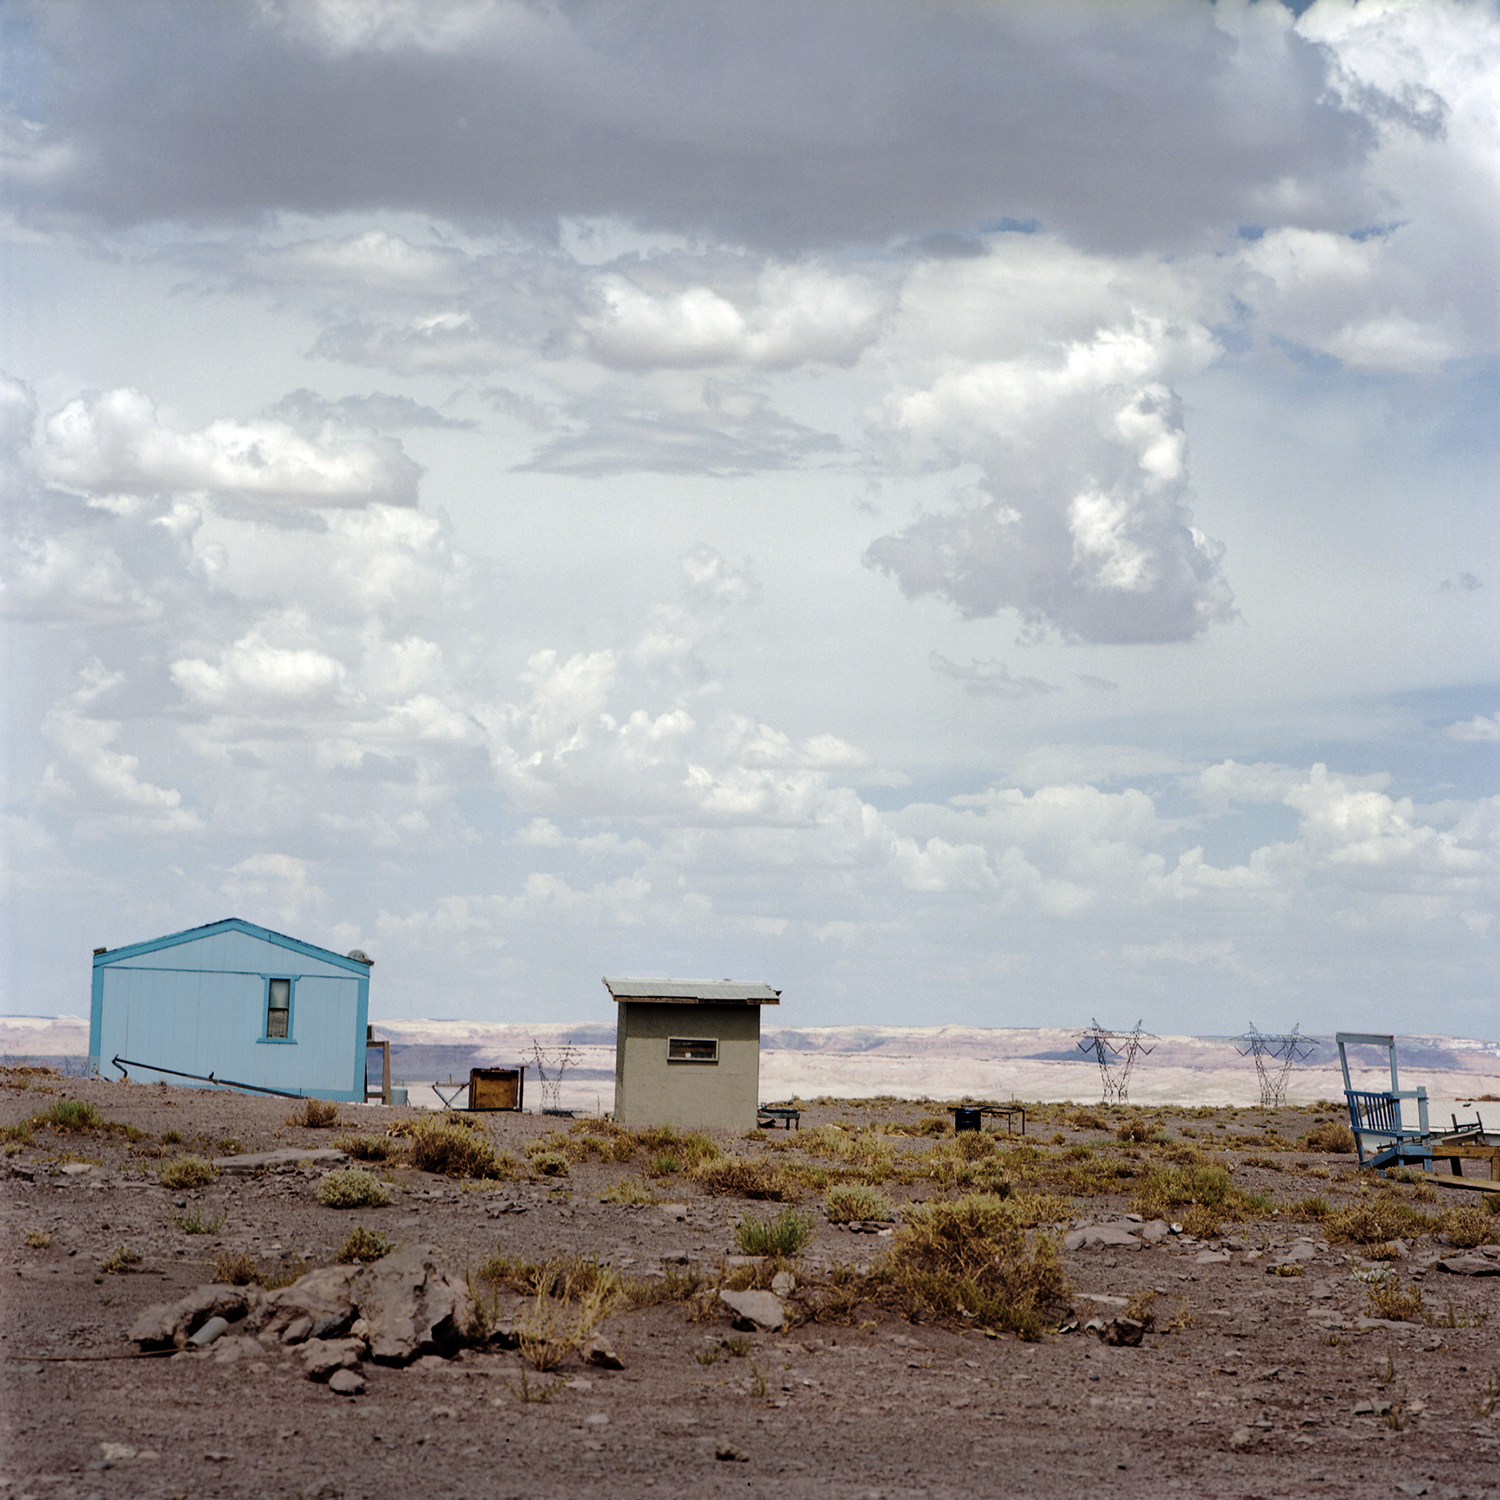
[40,663,203,836]
[1446,713,1500,744]
[584,262,885,370]
[35,388,420,511]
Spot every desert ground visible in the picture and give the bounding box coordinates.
[3,1068,1500,1500]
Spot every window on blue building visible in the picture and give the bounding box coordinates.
[266,978,291,1039]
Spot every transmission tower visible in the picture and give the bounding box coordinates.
[1077,1019,1155,1104]
[1235,1023,1317,1108]
[529,1038,581,1115]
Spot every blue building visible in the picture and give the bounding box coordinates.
[89,918,372,1101]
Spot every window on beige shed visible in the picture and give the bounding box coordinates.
[667,1037,718,1062]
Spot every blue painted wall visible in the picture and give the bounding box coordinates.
[89,919,370,1101]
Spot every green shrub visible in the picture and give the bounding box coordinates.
[336,1227,393,1263]
[316,1167,392,1208]
[735,1208,815,1257]
[158,1155,217,1189]
[824,1183,894,1224]
[40,1099,102,1132]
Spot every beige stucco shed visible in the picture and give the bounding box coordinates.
[604,976,780,1130]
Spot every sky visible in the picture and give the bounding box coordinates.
[1,0,1496,1037]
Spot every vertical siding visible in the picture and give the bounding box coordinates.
[98,955,360,1098]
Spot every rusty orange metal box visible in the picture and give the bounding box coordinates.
[468,1066,524,1111]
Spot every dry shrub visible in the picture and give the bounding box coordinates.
[1443,1203,1492,1250]
[1180,1204,1223,1238]
[1159,1141,1206,1166]
[316,1166,391,1208]
[1289,1194,1332,1220]
[336,1227,393,1264]
[99,1245,141,1274]
[951,1131,998,1162]
[212,1250,261,1285]
[1124,1288,1157,1330]
[632,1126,720,1170]
[912,1116,951,1137]
[724,1254,799,1292]
[158,1155,217,1189]
[598,1176,660,1205]
[623,1265,708,1308]
[1304,1120,1357,1154]
[1366,1275,1425,1322]
[1131,1163,1262,1223]
[824,1183,894,1224]
[333,1132,399,1162]
[1116,1118,1153,1144]
[286,1098,340,1129]
[873,1193,1066,1341]
[692,1157,789,1200]
[1005,1190,1070,1227]
[529,1150,570,1178]
[1324,1197,1435,1246]
[777,1160,834,1193]
[472,1252,626,1368]
[408,1118,515,1179]
[1069,1109,1109,1132]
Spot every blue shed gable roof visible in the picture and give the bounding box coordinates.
[93,918,371,976]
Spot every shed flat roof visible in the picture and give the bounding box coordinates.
[602,977,780,1005]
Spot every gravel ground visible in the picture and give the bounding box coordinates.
[3,1071,1499,1500]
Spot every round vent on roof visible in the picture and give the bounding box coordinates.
[346,949,373,965]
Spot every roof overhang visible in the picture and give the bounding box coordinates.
[603,976,780,1005]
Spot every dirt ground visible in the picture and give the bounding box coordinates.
[3,1071,1499,1500]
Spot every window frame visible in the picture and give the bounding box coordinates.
[666,1036,719,1064]
[259,975,297,1044]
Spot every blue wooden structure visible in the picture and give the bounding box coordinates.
[89,918,372,1101]
[1336,1031,1432,1172]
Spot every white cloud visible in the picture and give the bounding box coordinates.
[585,262,885,370]
[220,852,328,927]
[36,388,420,510]
[40,663,203,836]
[172,625,350,709]
[1446,713,1500,743]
